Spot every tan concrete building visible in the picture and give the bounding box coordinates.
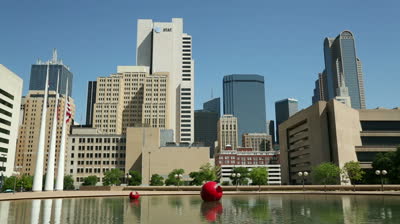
[0,65,23,177]
[66,127,126,187]
[217,115,238,153]
[15,90,75,175]
[242,133,273,151]
[125,127,209,185]
[93,66,169,134]
[279,100,400,185]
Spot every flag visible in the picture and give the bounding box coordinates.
[66,99,72,123]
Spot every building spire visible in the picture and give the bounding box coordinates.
[52,48,58,64]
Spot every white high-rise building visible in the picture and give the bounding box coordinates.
[0,65,23,177]
[136,18,194,143]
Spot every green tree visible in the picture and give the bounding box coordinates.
[189,163,217,185]
[342,161,365,190]
[312,162,340,191]
[230,167,249,185]
[371,149,400,184]
[18,175,33,191]
[1,176,17,191]
[150,174,164,186]
[64,175,75,190]
[165,169,185,186]
[128,170,142,186]
[249,167,268,191]
[82,175,98,186]
[103,169,124,186]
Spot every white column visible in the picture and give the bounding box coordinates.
[32,64,50,192]
[54,199,62,224]
[43,199,53,224]
[45,73,60,191]
[30,200,41,224]
[55,80,69,191]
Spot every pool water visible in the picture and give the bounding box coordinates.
[0,194,399,223]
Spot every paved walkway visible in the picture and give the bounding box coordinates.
[1,190,400,201]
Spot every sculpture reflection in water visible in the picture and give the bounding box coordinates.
[201,201,223,222]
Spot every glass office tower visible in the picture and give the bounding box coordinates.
[29,50,73,97]
[275,98,298,143]
[223,74,267,145]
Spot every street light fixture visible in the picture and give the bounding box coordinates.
[298,171,309,191]
[174,174,183,191]
[231,172,241,191]
[126,173,132,185]
[375,170,387,192]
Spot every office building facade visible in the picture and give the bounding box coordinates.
[242,133,273,151]
[223,74,266,145]
[194,110,218,158]
[217,115,238,152]
[313,31,366,109]
[136,18,194,143]
[29,49,73,97]
[0,65,23,177]
[203,97,220,117]
[15,90,75,175]
[275,98,298,143]
[279,100,400,185]
[66,127,126,187]
[86,81,97,126]
[92,66,169,134]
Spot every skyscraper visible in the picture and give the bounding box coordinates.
[266,120,275,144]
[92,66,169,134]
[203,97,220,117]
[194,110,218,158]
[313,31,366,109]
[29,49,73,97]
[217,115,238,152]
[86,81,97,126]
[275,98,298,143]
[223,74,266,145]
[136,18,194,143]
[0,65,23,177]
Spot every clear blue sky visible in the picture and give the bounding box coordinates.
[1,0,399,124]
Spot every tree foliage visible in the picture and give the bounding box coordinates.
[165,169,184,186]
[150,174,164,186]
[103,169,124,186]
[312,162,340,186]
[342,161,365,185]
[128,170,142,186]
[189,163,217,185]
[64,175,75,190]
[249,167,268,187]
[82,175,98,186]
[230,167,249,185]
[1,175,34,192]
[370,147,400,184]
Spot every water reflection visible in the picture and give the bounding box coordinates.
[200,201,223,222]
[0,194,400,223]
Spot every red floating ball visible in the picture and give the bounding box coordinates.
[201,181,223,202]
[129,191,140,200]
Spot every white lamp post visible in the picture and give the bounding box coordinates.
[298,171,309,191]
[375,170,387,191]
[174,174,183,190]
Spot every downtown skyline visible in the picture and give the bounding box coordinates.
[1,1,399,125]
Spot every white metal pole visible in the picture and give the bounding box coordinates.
[32,63,50,192]
[55,80,69,191]
[45,72,60,191]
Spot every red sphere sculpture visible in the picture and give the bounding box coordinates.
[129,191,140,200]
[201,182,223,201]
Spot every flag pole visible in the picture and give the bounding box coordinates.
[45,71,60,191]
[55,79,69,191]
[32,63,50,192]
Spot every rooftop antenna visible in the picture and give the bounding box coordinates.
[211,88,214,99]
[52,48,58,64]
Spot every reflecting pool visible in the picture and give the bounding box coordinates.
[1,194,400,223]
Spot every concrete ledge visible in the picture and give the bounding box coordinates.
[81,185,400,192]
